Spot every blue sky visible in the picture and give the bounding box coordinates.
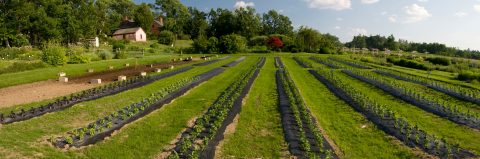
[134,0,480,50]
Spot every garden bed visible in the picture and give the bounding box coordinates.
[223,57,246,67]
[53,67,225,148]
[0,66,194,124]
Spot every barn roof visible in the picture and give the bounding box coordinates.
[113,27,142,35]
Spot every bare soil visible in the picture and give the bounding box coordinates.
[0,80,100,108]
[0,60,196,108]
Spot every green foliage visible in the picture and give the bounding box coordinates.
[249,45,271,53]
[114,51,128,59]
[219,34,246,54]
[248,36,268,46]
[41,44,68,66]
[262,10,294,35]
[207,37,219,53]
[426,57,451,66]
[158,31,175,45]
[99,50,114,60]
[134,3,154,33]
[457,71,480,81]
[112,42,126,51]
[150,43,161,49]
[0,61,47,74]
[192,36,209,53]
[387,57,430,70]
[68,54,91,64]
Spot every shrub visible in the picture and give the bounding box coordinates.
[68,54,91,64]
[387,57,430,70]
[84,53,101,61]
[319,47,335,54]
[112,42,126,51]
[41,44,68,66]
[457,71,480,81]
[249,45,271,53]
[158,31,175,45]
[207,37,219,53]
[248,36,268,46]
[267,36,283,51]
[98,50,114,60]
[192,36,209,54]
[114,51,128,59]
[150,43,161,49]
[219,34,246,54]
[426,57,450,66]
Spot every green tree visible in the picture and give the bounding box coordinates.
[295,26,322,53]
[134,3,154,33]
[262,10,294,35]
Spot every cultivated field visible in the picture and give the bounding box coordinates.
[0,53,479,159]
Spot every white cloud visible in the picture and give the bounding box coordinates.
[306,0,351,11]
[234,1,255,9]
[454,11,468,18]
[474,5,480,13]
[418,0,428,2]
[381,11,387,15]
[403,4,431,23]
[336,17,343,21]
[349,28,368,36]
[334,26,341,30]
[388,15,398,23]
[361,0,379,4]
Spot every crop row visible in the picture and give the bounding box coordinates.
[167,58,265,158]
[223,56,246,67]
[309,69,476,158]
[277,68,336,158]
[0,66,193,124]
[374,68,480,105]
[328,57,371,69]
[309,57,342,69]
[275,56,285,68]
[343,69,480,129]
[293,57,313,68]
[52,67,225,148]
[193,56,230,66]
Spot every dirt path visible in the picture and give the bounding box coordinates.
[0,60,198,108]
[214,114,240,159]
[0,80,102,108]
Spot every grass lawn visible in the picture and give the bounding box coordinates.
[282,57,418,159]
[335,71,480,155]
[0,56,238,158]
[219,57,289,158]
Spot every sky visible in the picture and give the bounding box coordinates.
[134,0,480,50]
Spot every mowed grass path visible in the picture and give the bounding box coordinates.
[0,56,239,158]
[335,71,480,155]
[219,57,289,158]
[0,54,190,89]
[283,57,419,159]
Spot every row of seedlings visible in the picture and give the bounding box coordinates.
[52,68,225,148]
[374,68,480,105]
[309,69,477,158]
[276,65,337,158]
[293,57,313,68]
[342,69,480,129]
[193,56,230,66]
[339,56,480,104]
[0,66,194,124]
[275,56,285,68]
[309,57,343,69]
[167,57,265,159]
[328,57,371,69]
[223,56,246,67]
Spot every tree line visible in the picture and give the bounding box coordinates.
[346,35,480,59]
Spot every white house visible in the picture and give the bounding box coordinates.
[112,27,147,42]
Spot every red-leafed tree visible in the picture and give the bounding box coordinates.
[267,36,283,51]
